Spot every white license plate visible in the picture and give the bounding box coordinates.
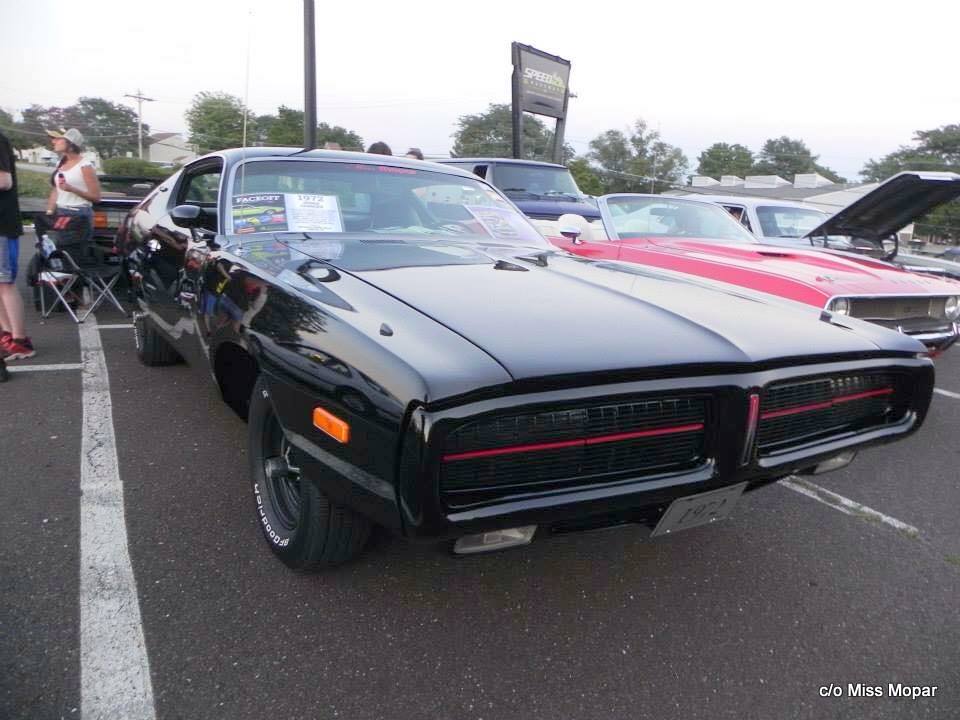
[651,482,747,537]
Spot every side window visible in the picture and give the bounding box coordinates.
[472,164,488,179]
[175,164,223,232]
[722,204,752,232]
[180,171,222,206]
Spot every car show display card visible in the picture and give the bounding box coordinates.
[232,193,344,234]
[232,193,288,234]
[285,194,344,233]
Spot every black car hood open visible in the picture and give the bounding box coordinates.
[804,171,960,242]
[271,236,922,381]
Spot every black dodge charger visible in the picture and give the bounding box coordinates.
[121,148,934,570]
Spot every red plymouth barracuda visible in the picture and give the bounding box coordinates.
[547,194,960,354]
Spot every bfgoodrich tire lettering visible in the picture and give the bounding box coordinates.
[134,313,182,366]
[248,375,371,571]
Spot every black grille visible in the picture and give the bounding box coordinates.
[757,372,909,455]
[439,396,708,508]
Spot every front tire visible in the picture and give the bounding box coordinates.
[248,375,370,571]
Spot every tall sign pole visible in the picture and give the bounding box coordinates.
[124,89,154,159]
[510,43,524,159]
[303,0,317,150]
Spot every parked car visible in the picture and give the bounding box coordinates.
[547,194,960,354]
[434,157,601,223]
[123,148,934,569]
[685,171,960,274]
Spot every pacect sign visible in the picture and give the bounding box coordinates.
[516,46,570,119]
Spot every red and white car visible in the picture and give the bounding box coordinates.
[546,194,960,354]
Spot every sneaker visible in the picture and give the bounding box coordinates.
[1,337,36,361]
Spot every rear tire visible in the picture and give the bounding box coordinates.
[248,375,370,571]
[134,312,182,366]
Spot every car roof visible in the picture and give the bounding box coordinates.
[678,194,827,212]
[200,147,479,179]
[435,157,567,169]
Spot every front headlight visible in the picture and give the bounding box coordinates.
[946,295,960,321]
[829,297,851,315]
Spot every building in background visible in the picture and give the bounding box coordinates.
[145,133,199,165]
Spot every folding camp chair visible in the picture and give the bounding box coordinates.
[34,213,127,323]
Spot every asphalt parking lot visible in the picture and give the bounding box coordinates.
[2,234,958,720]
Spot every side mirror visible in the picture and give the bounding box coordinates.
[559,225,583,243]
[171,204,203,229]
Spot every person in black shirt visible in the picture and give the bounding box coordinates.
[0,130,34,360]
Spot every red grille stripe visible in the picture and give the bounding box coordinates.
[760,387,894,421]
[442,423,705,462]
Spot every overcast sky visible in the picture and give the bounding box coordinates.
[3,0,957,180]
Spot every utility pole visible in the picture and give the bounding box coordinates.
[124,89,154,159]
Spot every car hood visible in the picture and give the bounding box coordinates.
[628,238,960,300]
[272,235,923,381]
[512,197,602,219]
[804,171,960,241]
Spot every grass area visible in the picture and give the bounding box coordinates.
[946,555,960,567]
[17,168,52,199]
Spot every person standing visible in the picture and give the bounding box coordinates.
[0,129,34,360]
[45,128,101,241]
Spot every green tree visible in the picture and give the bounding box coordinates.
[8,99,142,157]
[752,136,845,183]
[451,103,573,162]
[316,122,363,151]
[863,125,960,239]
[696,142,753,178]
[587,120,688,193]
[567,158,604,196]
[252,107,364,150]
[185,91,253,152]
[0,109,30,156]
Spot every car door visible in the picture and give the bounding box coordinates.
[147,158,223,358]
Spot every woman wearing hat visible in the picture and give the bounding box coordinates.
[45,128,101,240]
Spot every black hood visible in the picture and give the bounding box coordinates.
[267,235,923,381]
[805,171,960,241]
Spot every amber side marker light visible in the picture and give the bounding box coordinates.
[313,407,350,444]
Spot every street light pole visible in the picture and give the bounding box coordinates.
[124,89,154,159]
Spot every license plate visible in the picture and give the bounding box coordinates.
[651,482,747,537]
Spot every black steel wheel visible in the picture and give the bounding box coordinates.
[247,375,371,571]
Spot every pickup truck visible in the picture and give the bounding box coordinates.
[434,157,601,234]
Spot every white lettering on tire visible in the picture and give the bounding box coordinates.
[253,482,290,547]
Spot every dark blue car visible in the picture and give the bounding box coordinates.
[435,157,600,222]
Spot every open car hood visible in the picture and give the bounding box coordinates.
[804,171,960,242]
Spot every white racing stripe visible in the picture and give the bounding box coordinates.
[780,477,921,538]
[6,363,83,372]
[79,315,156,719]
[934,388,960,400]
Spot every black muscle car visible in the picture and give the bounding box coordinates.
[123,148,935,570]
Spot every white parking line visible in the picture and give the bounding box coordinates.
[780,477,921,538]
[6,363,83,373]
[78,315,156,719]
[96,324,135,330]
[934,387,960,400]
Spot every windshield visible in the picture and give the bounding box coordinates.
[756,205,829,238]
[493,164,582,199]
[229,159,548,248]
[606,197,758,244]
